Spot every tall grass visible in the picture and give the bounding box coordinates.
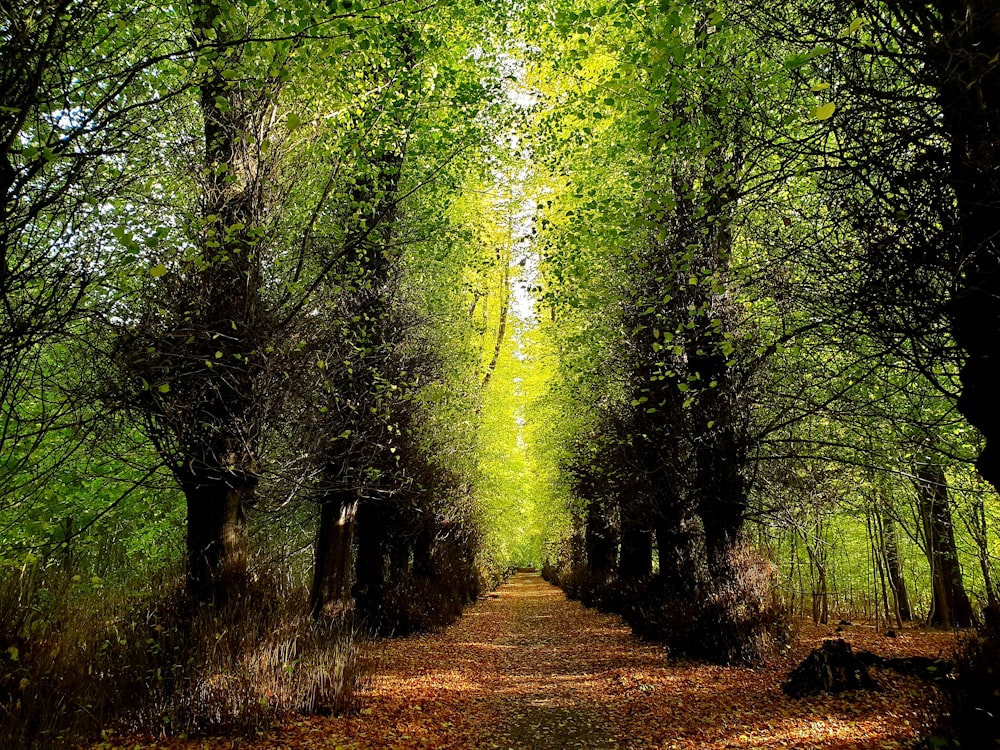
[0,565,364,748]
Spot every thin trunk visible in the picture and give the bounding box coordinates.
[481,264,510,388]
[870,511,892,629]
[980,492,999,609]
[882,511,912,622]
[805,539,828,626]
[816,563,829,626]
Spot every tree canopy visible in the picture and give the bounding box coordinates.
[2,0,1000,744]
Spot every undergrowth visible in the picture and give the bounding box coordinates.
[927,603,1000,748]
[0,564,364,748]
[546,543,790,665]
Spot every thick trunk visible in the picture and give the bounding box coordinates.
[917,461,975,627]
[655,512,712,598]
[183,475,251,602]
[935,2,1000,493]
[310,490,359,620]
[619,522,653,583]
[165,2,265,604]
[584,499,618,579]
[413,524,434,578]
[353,501,388,619]
[694,416,746,567]
[388,530,412,579]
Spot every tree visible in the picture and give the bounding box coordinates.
[915,453,975,627]
[118,0,295,601]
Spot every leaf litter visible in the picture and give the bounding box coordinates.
[95,574,956,749]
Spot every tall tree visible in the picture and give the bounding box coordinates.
[120,0,289,601]
[916,454,975,627]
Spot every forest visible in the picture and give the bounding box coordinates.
[1,0,999,747]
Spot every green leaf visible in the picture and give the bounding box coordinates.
[811,102,836,120]
[149,264,168,277]
[783,45,831,70]
[286,112,303,130]
[158,383,170,393]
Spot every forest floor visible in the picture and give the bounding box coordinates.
[99,574,960,750]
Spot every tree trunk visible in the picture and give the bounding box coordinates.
[481,263,510,388]
[935,2,1000,494]
[810,561,828,626]
[142,1,268,603]
[585,499,618,579]
[413,523,434,578]
[619,522,653,583]
[916,460,975,627]
[655,511,713,599]
[353,501,388,620]
[803,533,829,626]
[183,474,251,603]
[310,489,359,620]
[882,512,912,622]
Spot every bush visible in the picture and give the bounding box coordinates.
[358,538,480,636]
[929,604,1000,748]
[623,545,790,665]
[127,571,362,737]
[0,567,132,749]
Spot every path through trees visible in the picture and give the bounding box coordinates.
[106,573,955,750]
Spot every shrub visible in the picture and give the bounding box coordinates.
[624,544,790,665]
[929,603,1000,748]
[359,537,480,636]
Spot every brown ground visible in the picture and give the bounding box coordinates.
[98,573,959,749]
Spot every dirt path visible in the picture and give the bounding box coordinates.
[108,574,954,749]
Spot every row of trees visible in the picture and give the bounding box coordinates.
[1,1,535,741]
[526,0,1000,663]
[1,0,520,609]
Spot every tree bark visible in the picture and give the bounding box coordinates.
[930,1,1000,493]
[182,473,251,602]
[310,490,359,620]
[882,512,912,622]
[584,498,618,580]
[916,460,975,627]
[619,520,653,583]
[353,501,389,621]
